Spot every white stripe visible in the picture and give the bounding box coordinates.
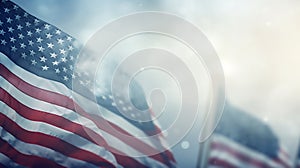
[210,150,257,168]
[0,53,168,152]
[0,126,97,168]
[212,135,283,168]
[0,52,71,97]
[0,153,25,168]
[0,76,157,158]
[0,101,118,166]
[0,102,165,168]
[277,146,293,167]
[0,61,169,167]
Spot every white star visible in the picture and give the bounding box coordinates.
[50,52,57,58]
[15,15,20,20]
[20,43,26,48]
[17,25,23,30]
[47,43,54,49]
[10,37,16,43]
[40,56,47,62]
[36,37,43,43]
[0,21,3,26]
[25,22,31,27]
[130,113,136,118]
[8,27,14,33]
[35,28,41,33]
[122,107,128,111]
[0,30,5,35]
[69,55,74,60]
[46,33,53,39]
[55,68,60,73]
[1,40,7,45]
[61,57,67,62]
[18,34,24,39]
[68,45,74,51]
[62,67,67,72]
[29,50,36,56]
[55,29,61,35]
[24,12,28,18]
[13,5,19,10]
[63,76,69,81]
[52,61,59,66]
[28,40,34,46]
[11,46,17,52]
[44,24,50,30]
[34,19,40,24]
[60,49,66,55]
[42,65,49,71]
[6,17,12,23]
[57,38,64,45]
[38,46,45,52]
[4,8,10,13]
[21,53,27,59]
[31,59,37,65]
[27,31,32,36]
[67,36,72,41]
[71,73,76,79]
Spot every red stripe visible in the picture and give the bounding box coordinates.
[273,158,291,168]
[0,113,115,168]
[273,148,291,168]
[149,109,176,163]
[113,153,148,168]
[0,88,147,168]
[0,88,108,147]
[209,157,238,168]
[0,64,175,164]
[211,142,274,168]
[0,138,65,168]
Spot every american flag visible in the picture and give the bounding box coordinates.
[0,0,176,167]
[208,104,292,168]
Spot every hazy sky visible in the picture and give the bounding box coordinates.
[13,0,300,166]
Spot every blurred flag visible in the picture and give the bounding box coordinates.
[0,0,175,167]
[296,145,300,168]
[208,104,292,168]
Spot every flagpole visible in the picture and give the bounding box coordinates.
[196,137,213,168]
[196,101,224,168]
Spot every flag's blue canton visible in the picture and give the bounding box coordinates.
[215,104,280,158]
[96,80,158,134]
[0,0,81,89]
[0,0,158,135]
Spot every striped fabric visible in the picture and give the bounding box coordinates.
[0,1,175,167]
[208,105,292,168]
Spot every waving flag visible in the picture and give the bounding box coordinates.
[0,0,175,167]
[208,104,292,168]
